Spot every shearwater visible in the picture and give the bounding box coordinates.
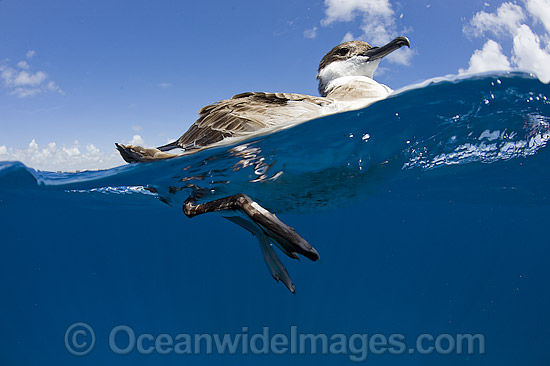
[115,37,411,293]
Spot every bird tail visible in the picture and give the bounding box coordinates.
[115,143,179,163]
[156,140,181,152]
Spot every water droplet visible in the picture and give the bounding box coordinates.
[362,133,370,141]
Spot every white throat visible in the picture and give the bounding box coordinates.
[317,56,381,97]
[316,57,391,105]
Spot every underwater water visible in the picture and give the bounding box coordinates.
[1,72,549,365]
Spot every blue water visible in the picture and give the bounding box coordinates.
[1,72,549,365]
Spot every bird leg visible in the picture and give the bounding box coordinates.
[183,194,319,292]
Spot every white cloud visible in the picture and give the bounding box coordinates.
[62,146,81,156]
[26,50,36,59]
[320,0,412,65]
[158,82,172,88]
[460,39,512,74]
[46,80,62,93]
[86,144,100,154]
[464,2,525,37]
[321,0,393,25]
[13,70,47,86]
[29,139,38,150]
[525,0,550,33]
[512,24,550,82]
[131,125,142,132]
[0,66,14,85]
[0,53,63,98]
[0,140,125,172]
[461,1,550,83]
[304,26,318,39]
[17,61,29,70]
[129,134,145,145]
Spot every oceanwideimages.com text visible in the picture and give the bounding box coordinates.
[65,323,485,361]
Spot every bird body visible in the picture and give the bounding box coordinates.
[116,37,410,163]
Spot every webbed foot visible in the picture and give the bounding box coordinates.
[183,194,319,292]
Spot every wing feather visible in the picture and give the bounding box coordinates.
[174,92,332,149]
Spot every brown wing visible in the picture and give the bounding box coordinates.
[172,92,331,149]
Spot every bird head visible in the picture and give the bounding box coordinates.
[317,36,410,96]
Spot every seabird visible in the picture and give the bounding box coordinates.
[116,37,410,293]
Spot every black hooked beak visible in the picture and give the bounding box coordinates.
[363,36,410,61]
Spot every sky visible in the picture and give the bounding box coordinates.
[1,0,549,171]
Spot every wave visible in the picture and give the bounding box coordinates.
[1,72,549,212]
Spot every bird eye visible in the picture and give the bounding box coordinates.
[337,48,349,56]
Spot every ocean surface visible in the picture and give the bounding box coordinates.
[1,72,549,365]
